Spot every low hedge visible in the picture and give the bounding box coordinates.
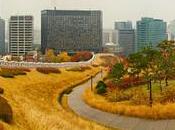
[66,66,91,72]
[0,68,29,78]
[36,67,61,74]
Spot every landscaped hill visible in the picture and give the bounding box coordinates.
[0,67,110,130]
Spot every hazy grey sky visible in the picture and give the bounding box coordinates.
[0,0,175,29]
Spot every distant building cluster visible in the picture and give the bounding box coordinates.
[0,8,171,60]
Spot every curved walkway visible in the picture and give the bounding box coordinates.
[67,73,175,130]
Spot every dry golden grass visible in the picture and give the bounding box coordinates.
[83,87,175,120]
[0,67,111,130]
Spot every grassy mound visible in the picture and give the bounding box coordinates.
[0,96,13,123]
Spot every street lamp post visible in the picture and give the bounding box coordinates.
[101,68,103,78]
[91,76,93,91]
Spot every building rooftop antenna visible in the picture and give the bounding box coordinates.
[50,0,57,10]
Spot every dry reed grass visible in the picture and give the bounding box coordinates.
[0,67,111,130]
[83,87,175,119]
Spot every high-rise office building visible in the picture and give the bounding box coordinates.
[9,16,33,56]
[115,21,135,56]
[0,17,5,55]
[41,10,102,54]
[136,17,167,51]
[115,21,132,30]
[168,20,175,40]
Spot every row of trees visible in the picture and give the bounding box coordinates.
[45,49,93,63]
[110,40,175,106]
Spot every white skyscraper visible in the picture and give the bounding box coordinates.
[9,16,33,56]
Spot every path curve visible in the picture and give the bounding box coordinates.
[67,73,175,130]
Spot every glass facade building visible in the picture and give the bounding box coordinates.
[41,10,103,54]
[136,17,167,51]
[0,18,5,55]
[115,21,135,56]
[115,21,132,30]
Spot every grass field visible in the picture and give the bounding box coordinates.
[0,67,111,130]
[83,80,175,119]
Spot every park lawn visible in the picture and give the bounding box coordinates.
[0,67,111,130]
[125,79,175,93]
[83,79,175,120]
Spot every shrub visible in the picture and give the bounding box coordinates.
[66,67,85,72]
[0,72,14,78]
[92,64,99,67]
[0,88,4,94]
[0,68,30,78]
[36,67,61,74]
[96,81,107,94]
[71,51,93,62]
[18,68,31,72]
[80,66,91,71]
[0,96,13,123]
[66,66,91,72]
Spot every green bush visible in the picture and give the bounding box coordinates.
[96,81,107,94]
[0,96,13,123]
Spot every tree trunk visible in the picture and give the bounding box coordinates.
[159,80,162,92]
[147,80,150,90]
[165,76,168,86]
[149,79,153,107]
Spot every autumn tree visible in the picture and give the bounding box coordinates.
[58,52,71,62]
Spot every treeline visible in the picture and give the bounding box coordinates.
[109,40,175,106]
[45,49,93,63]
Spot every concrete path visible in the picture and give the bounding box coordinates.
[67,73,175,130]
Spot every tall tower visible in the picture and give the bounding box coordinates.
[115,21,135,56]
[136,17,167,51]
[0,17,5,55]
[9,16,33,56]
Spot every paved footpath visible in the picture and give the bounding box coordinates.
[67,73,175,130]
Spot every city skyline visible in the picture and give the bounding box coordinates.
[1,0,175,29]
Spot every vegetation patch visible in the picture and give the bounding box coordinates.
[36,67,61,74]
[0,88,4,94]
[0,96,13,123]
[96,81,107,94]
[66,66,91,72]
[84,41,175,119]
[0,67,30,78]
